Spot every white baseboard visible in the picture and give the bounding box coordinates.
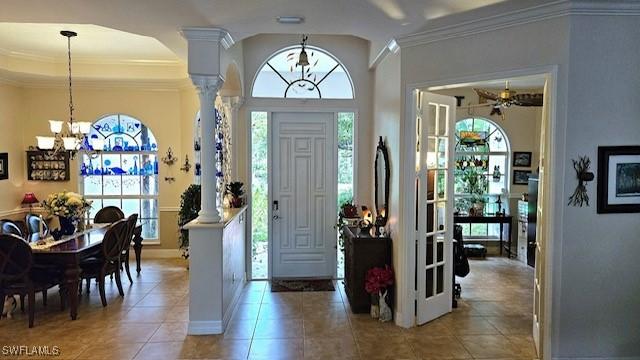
[142,248,181,258]
[187,320,223,335]
[222,278,246,328]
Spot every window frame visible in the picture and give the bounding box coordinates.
[251,45,355,100]
[78,113,160,243]
[454,117,511,240]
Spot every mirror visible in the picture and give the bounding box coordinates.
[374,136,390,226]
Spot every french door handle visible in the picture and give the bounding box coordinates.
[273,215,281,221]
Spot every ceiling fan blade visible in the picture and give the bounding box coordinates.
[474,88,499,102]
[513,93,544,106]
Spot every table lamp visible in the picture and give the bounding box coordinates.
[21,192,39,213]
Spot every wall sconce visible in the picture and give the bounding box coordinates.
[568,155,594,207]
[161,147,177,166]
[180,155,191,173]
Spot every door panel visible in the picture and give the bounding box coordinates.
[416,92,456,324]
[272,112,336,278]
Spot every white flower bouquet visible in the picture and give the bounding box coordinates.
[42,191,92,219]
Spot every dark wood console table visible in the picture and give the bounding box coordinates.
[454,215,514,257]
[342,226,392,313]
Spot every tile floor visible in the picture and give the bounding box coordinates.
[0,257,536,359]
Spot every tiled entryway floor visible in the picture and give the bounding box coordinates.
[0,257,536,359]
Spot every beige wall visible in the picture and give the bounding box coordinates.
[0,84,200,249]
[372,50,402,311]
[0,83,26,213]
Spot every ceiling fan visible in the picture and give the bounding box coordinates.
[473,81,543,116]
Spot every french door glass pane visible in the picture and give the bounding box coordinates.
[437,106,448,136]
[426,268,434,298]
[426,236,434,266]
[251,111,269,279]
[436,265,444,294]
[436,238,444,262]
[427,104,437,135]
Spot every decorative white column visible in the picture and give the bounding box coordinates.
[193,75,224,222]
[181,27,233,223]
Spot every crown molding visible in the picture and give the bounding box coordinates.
[369,38,401,70]
[0,69,192,91]
[0,47,182,67]
[395,0,640,49]
[180,27,235,50]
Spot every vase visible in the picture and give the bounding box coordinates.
[379,290,392,322]
[59,216,77,235]
[370,293,380,319]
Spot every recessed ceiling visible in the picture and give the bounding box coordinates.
[0,0,509,61]
[0,23,179,63]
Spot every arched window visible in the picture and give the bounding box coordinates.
[454,117,510,238]
[79,114,159,240]
[252,46,354,99]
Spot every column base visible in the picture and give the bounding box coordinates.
[196,211,222,223]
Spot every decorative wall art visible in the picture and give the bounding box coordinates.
[27,150,70,181]
[513,151,532,167]
[567,156,594,207]
[513,169,532,185]
[0,153,8,180]
[597,146,640,213]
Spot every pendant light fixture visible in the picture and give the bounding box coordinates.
[297,34,310,67]
[35,30,99,158]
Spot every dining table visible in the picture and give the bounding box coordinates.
[30,222,144,320]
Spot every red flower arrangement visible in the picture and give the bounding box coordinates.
[365,265,394,294]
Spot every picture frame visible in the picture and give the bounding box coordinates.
[0,153,8,180]
[597,146,640,213]
[513,169,532,185]
[513,151,532,167]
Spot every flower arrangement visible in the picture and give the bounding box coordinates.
[365,265,394,294]
[42,191,92,219]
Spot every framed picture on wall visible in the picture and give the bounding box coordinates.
[513,170,532,185]
[513,151,532,167]
[597,146,640,213]
[0,153,8,180]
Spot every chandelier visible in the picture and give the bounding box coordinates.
[35,30,102,158]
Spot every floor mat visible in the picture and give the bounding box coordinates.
[270,279,335,292]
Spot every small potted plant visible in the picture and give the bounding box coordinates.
[461,166,488,216]
[225,181,245,208]
[365,265,394,322]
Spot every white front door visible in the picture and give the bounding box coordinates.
[416,91,456,324]
[271,112,337,279]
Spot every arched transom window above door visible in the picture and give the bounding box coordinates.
[252,46,354,99]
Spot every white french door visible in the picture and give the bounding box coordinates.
[532,80,550,355]
[271,112,337,279]
[416,91,456,324]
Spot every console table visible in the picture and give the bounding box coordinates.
[342,226,392,313]
[454,215,514,257]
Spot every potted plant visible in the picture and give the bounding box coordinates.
[42,191,92,238]
[461,166,488,216]
[178,184,201,259]
[365,265,395,322]
[225,181,245,208]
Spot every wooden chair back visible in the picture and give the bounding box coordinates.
[122,214,139,252]
[102,220,128,261]
[94,206,125,224]
[0,234,32,283]
[1,219,25,239]
[25,214,49,237]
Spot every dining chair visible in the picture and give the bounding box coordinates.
[79,220,128,307]
[0,234,63,327]
[94,206,125,224]
[25,214,49,238]
[1,219,25,239]
[120,214,139,284]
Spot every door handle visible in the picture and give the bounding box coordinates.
[273,214,280,221]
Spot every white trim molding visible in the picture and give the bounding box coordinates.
[369,39,400,70]
[180,27,235,50]
[395,0,640,49]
